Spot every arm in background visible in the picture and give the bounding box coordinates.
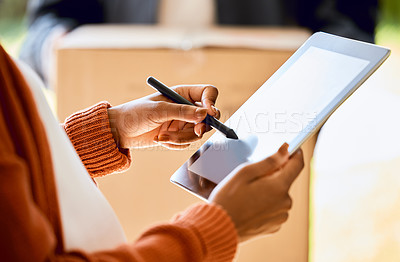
[296,0,378,43]
[19,0,104,81]
[216,0,377,43]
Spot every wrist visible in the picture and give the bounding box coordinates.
[107,107,121,147]
[64,101,131,176]
[171,203,238,260]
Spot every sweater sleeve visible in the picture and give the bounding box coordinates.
[55,203,238,262]
[63,101,131,178]
[1,114,238,261]
[0,145,238,261]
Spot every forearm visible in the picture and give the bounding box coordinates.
[19,14,73,80]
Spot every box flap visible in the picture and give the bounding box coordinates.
[59,25,311,51]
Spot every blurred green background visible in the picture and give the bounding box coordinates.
[377,0,400,44]
[0,0,27,55]
[0,0,399,57]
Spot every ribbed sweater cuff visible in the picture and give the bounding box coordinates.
[172,203,238,262]
[63,101,131,177]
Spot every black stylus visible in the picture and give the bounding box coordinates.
[147,76,239,140]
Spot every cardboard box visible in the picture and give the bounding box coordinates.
[56,25,313,261]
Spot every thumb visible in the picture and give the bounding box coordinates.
[153,101,208,123]
[278,149,304,189]
[245,143,290,181]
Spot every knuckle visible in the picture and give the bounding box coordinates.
[237,163,251,175]
[171,85,184,93]
[296,150,305,168]
[146,102,164,122]
[234,163,254,180]
[205,85,218,95]
[154,101,167,112]
[276,179,289,194]
[178,104,187,116]
[284,196,293,210]
[300,157,305,169]
[281,212,289,223]
[267,156,279,168]
[271,226,282,234]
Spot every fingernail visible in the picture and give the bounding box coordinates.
[198,125,206,137]
[211,105,218,116]
[194,126,201,137]
[279,143,289,153]
[158,134,169,141]
[196,108,207,120]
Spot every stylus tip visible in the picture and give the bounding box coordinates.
[226,129,239,140]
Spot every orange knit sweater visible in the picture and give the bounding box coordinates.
[0,45,237,261]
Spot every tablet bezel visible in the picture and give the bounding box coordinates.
[170,32,390,201]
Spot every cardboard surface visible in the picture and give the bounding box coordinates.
[56,25,313,262]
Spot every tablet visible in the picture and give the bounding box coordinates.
[171,32,390,201]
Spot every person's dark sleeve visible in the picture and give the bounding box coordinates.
[19,0,105,80]
[216,0,378,43]
[296,0,378,43]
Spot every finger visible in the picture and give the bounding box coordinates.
[279,149,304,189]
[177,85,219,117]
[152,101,207,123]
[242,212,289,240]
[261,213,289,234]
[192,102,220,119]
[177,120,188,130]
[159,121,170,133]
[183,122,195,130]
[245,143,290,181]
[158,130,202,144]
[168,120,185,132]
[158,142,191,150]
[211,106,221,119]
[200,86,219,117]
[264,213,289,230]
[194,123,206,137]
[166,122,194,131]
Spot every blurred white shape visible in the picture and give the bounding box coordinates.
[312,50,400,262]
[189,135,258,184]
[314,85,400,172]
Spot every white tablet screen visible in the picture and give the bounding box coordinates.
[189,46,370,184]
